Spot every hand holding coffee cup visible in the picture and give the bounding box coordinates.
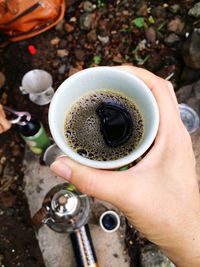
[51,66,200,267]
[49,66,159,169]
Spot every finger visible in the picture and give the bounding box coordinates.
[0,117,11,132]
[0,105,6,118]
[50,156,128,205]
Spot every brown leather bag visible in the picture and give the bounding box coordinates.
[0,0,66,42]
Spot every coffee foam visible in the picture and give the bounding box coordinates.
[64,90,144,161]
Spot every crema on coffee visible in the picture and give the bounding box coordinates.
[64,90,144,161]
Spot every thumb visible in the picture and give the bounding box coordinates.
[50,156,127,204]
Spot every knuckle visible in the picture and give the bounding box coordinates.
[80,172,94,196]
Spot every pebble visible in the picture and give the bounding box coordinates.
[113,53,123,63]
[169,4,180,14]
[55,19,65,32]
[79,13,93,30]
[52,59,60,69]
[141,244,175,267]
[164,33,180,45]
[176,84,193,103]
[87,30,97,42]
[194,80,200,99]
[74,49,85,61]
[57,49,69,58]
[167,17,185,34]
[182,29,200,69]
[58,64,66,74]
[97,35,109,44]
[135,1,148,16]
[188,2,200,18]
[0,192,17,208]
[83,1,94,12]
[68,67,81,76]
[0,72,6,89]
[64,23,75,33]
[152,5,167,18]
[69,17,77,23]
[145,27,156,43]
[50,37,60,45]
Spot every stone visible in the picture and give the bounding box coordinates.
[113,53,123,63]
[0,192,17,208]
[145,27,156,43]
[135,1,148,16]
[181,66,200,85]
[87,30,97,42]
[152,6,167,18]
[167,17,185,34]
[0,72,5,89]
[97,35,109,44]
[68,67,81,76]
[164,33,180,45]
[55,19,65,32]
[83,1,94,12]
[58,64,66,75]
[79,13,93,30]
[50,37,60,45]
[140,244,175,267]
[194,80,200,99]
[57,49,69,58]
[176,84,193,103]
[52,59,60,69]
[169,4,180,14]
[182,29,200,70]
[188,2,200,18]
[64,23,75,33]
[74,49,85,61]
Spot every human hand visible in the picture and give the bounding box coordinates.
[50,66,200,267]
[0,104,11,133]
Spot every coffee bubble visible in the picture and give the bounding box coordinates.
[64,90,144,161]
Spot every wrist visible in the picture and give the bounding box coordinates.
[161,218,200,267]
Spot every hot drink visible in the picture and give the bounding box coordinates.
[64,90,143,161]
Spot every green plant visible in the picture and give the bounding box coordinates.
[97,0,104,8]
[132,17,145,28]
[93,55,101,65]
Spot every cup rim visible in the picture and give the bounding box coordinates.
[49,67,159,169]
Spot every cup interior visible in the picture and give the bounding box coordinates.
[49,67,159,169]
[22,69,53,94]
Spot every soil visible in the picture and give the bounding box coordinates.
[0,1,199,266]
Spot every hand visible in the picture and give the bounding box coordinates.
[50,66,200,267]
[0,104,11,133]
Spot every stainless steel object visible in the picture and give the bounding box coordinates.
[33,183,99,267]
[33,183,90,233]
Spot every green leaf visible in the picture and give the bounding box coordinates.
[148,15,155,24]
[93,55,101,65]
[132,17,145,28]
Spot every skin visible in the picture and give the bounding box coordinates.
[50,66,200,267]
[0,104,11,133]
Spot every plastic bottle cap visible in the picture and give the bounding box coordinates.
[179,104,199,133]
[99,211,120,233]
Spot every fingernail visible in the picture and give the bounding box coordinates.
[50,160,72,181]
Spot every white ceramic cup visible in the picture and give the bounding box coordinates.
[20,69,54,105]
[49,67,159,169]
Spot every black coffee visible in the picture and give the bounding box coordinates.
[64,90,143,161]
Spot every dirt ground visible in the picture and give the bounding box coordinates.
[0,1,199,266]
